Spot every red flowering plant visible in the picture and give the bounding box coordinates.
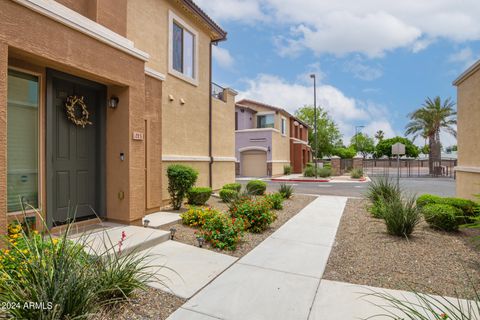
[229,197,277,233]
[198,213,245,251]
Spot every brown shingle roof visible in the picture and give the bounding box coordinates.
[236,99,311,129]
[180,0,227,41]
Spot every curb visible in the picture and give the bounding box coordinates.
[271,178,331,183]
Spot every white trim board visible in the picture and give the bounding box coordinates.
[238,146,268,152]
[267,160,290,163]
[145,67,166,81]
[236,128,280,133]
[162,155,236,162]
[13,0,149,61]
[455,166,480,173]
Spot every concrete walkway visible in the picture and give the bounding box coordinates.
[168,195,347,320]
[167,195,474,319]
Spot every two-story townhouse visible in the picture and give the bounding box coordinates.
[0,0,235,235]
[235,99,311,177]
[127,0,237,206]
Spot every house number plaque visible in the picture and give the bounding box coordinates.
[132,132,144,141]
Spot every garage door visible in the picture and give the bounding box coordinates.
[241,150,267,177]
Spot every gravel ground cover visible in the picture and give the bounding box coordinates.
[162,194,316,257]
[92,287,185,320]
[323,198,480,299]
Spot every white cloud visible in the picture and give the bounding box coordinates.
[238,73,396,140]
[449,47,478,69]
[212,46,235,69]
[198,0,480,57]
[343,56,383,81]
[193,0,266,23]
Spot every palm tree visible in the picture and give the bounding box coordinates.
[405,96,456,174]
[375,130,385,142]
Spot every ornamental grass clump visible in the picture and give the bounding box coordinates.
[0,207,157,319]
[350,168,364,179]
[222,183,242,192]
[167,164,198,210]
[219,188,238,203]
[278,183,294,199]
[366,177,401,218]
[230,197,276,233]
[377,194,421,238]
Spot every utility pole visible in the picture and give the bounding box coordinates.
[310,74,318,178]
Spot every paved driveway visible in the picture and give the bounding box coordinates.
[237,177,455,198]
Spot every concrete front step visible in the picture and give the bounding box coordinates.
[143,212,181,229]
[71,222,170,255]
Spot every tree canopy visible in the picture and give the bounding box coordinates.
[350,133,375,157]
[375,136,420,158]
[295,106,343,158]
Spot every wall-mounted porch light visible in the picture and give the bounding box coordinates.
[109,96,119,109]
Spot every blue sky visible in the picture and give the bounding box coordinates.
[197,0,480,146]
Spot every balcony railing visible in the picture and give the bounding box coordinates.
[211,82,225,101]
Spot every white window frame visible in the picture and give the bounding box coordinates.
[168,10,199,86]
[256,112,275,129]
[281,117,287,136]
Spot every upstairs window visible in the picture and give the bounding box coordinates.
[281,117,287,135]
[169,11,197,84]
[257,114,274,128]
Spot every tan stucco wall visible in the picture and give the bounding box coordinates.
[128,0,235,202]
[212,162,235,190]
[0,1,147,229]
[456,69,480,200]
[456,172,480,200]
[0,42,7,235]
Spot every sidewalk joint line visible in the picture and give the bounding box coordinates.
[236,262,323,280]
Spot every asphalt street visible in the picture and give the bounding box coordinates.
[236,177,456,198]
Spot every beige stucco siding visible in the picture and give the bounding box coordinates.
[456,68,480,200]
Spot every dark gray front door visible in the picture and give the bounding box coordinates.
[47,70,106,227]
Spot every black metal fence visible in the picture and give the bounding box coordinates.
[363,158,457,179]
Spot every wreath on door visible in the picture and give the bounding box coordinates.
[65,95,92,128]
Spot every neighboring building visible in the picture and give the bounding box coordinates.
[0,0,235,234]
[453,61,480,200]
[127,0,237,206]
[235,99,311,177]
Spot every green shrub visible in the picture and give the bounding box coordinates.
[222,183,241,192]
[304,166,331,178]
[377,194,421,238]
[246,180,267,195]
[219,189,238,202]
[187,187,212,205]
[303,166,316,177]
[180,207,220,227]
[366,177,401,218]
[350,168,364,179]
[230,197,276,233]
[416,194,442,208]
[264,192,284,210]
[422,203,463,232]
[283,165,292,175]
[318,167,331,178]
[416,194,479,222]
[323,162,332,169]
[199,213,245,250]
[278,183,294,199]
[167,165,198,210]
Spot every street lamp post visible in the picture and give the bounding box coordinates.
[355,125,365,157]
[310,74,318,178]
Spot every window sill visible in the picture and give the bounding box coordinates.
[168,68,198,87]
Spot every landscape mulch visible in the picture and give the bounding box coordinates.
[323,198,480,299]
[92,287,185,320]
